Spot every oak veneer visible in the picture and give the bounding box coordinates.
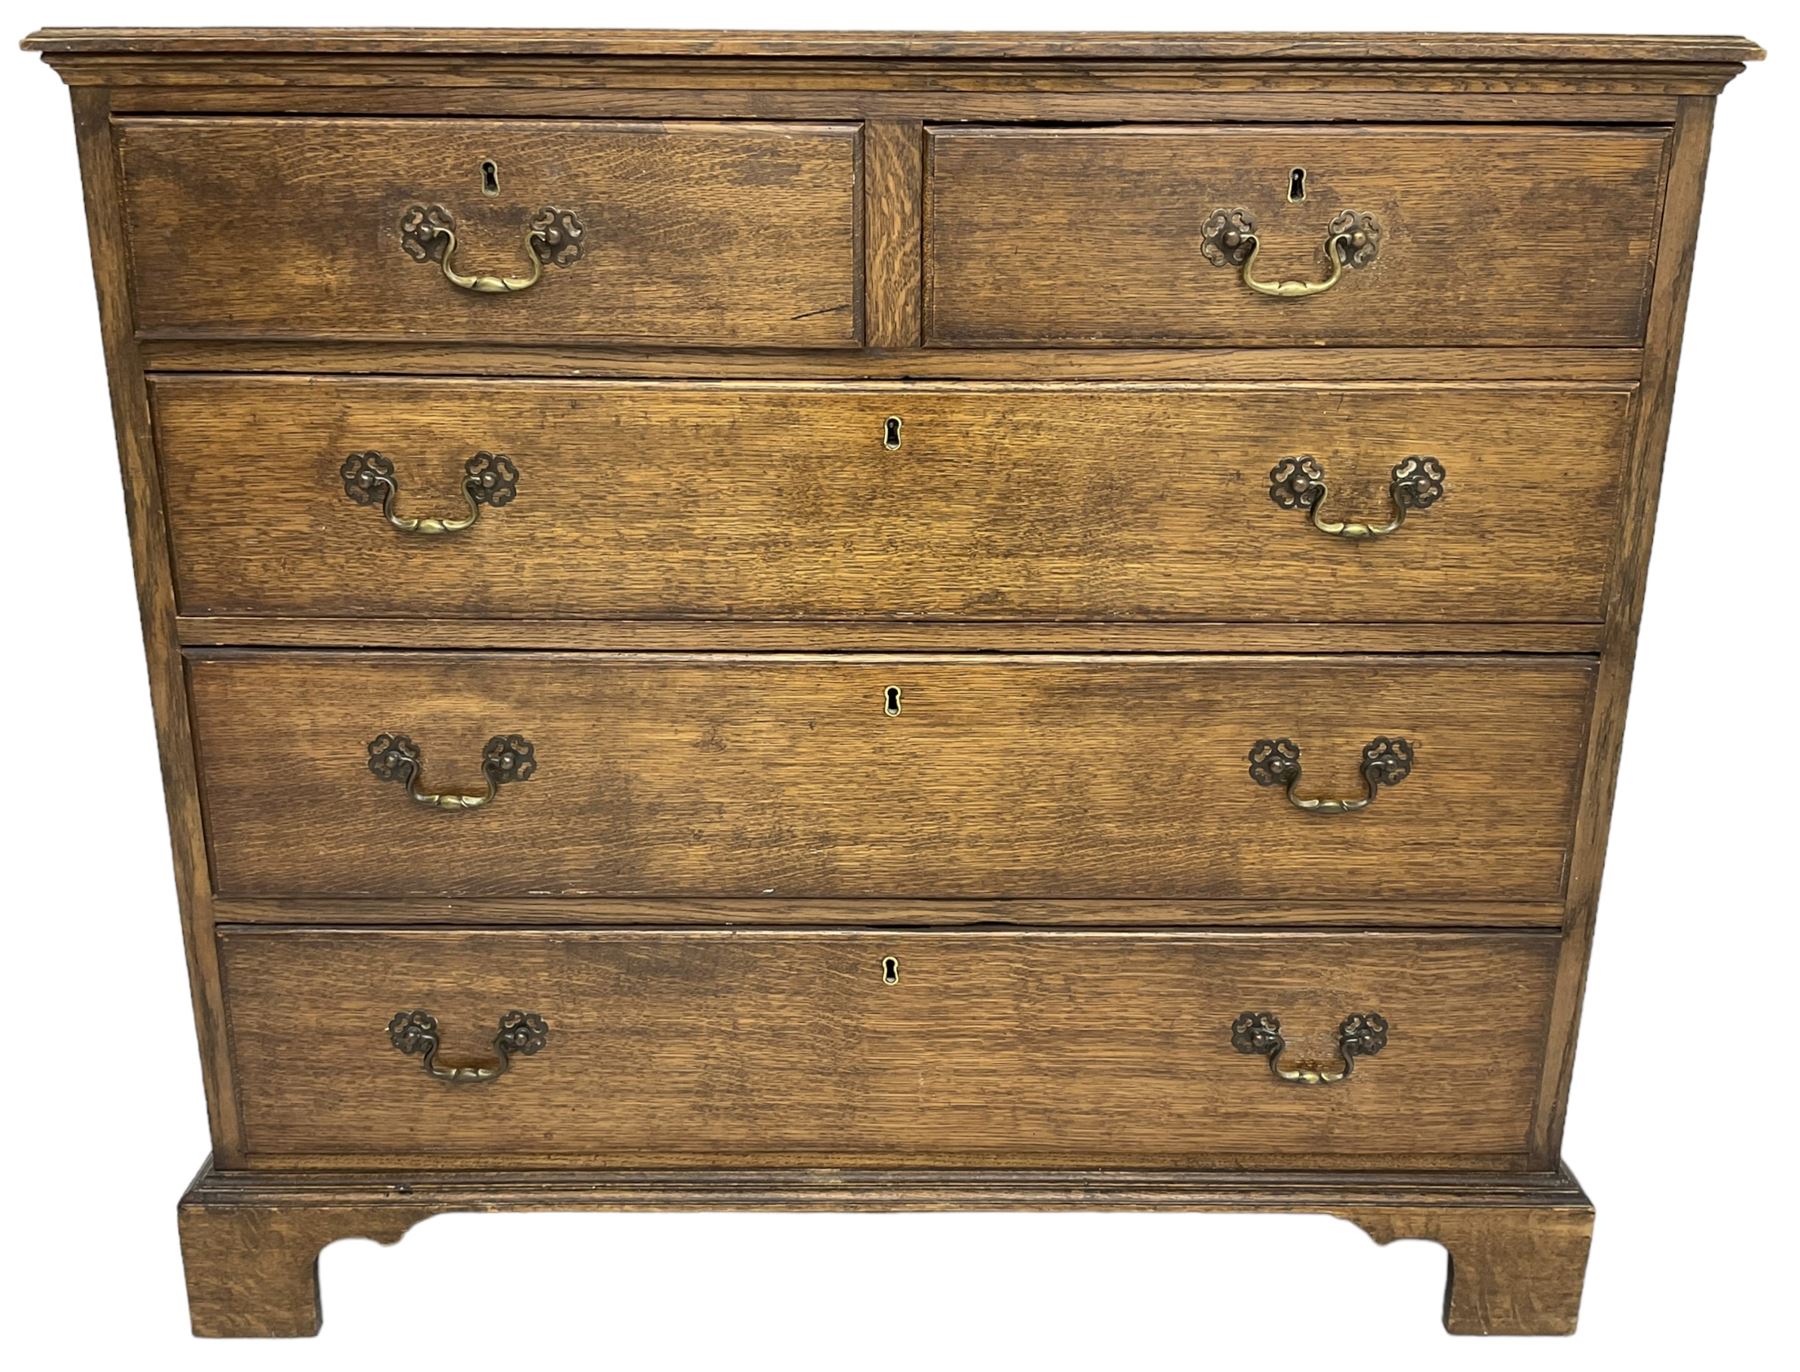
[926,126,1668,346]
[153,378,1631,624]
[25,26,1758,1339]
[118,117,863,346]
[18,31,1768,61]
[216,929,1557,1168]
[137,342,1649,380]
[186,652,1593,902]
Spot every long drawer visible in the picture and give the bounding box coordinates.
[116,117,862,346]
[217,928,1559,1169]
[188,652,1593,901]
[155,378,1631,625]
[926,124,1668,346]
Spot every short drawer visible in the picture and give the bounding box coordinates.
[218,928,1558,1169]
[188,652,1593,901]
[155,377,1630,625]
[926,125,1668,346]
[116,117,861,346]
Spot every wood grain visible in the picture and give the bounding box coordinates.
[152,377,1630,625]
[927,125,1669,346]
[102,88,1692,125]
[22,29,1766,64]
[207,894,1566,929]
[171,616,1608,655]
[25,24,1762,1340]
[862,120,923,348]
[177,1160,1594,1336]
[117,117,862,347]
[66,89,244,1160]
[215,927,1558,1168]
[186,652,1594,901]
[139,341,1646,380]
[40,57,1750,100]
[1533,97,1723,1158]
[178,1173,414,1337]
[1356,1202,1593,1334]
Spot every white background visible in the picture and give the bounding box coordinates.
[3,2,1793,1366]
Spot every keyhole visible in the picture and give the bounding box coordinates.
[1288,167,1307,202]
[882,956,900,985]
[883,416,903,451]
[884,685,902,717]
[481,159,500,196]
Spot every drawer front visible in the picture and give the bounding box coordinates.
[189,653,1592,901]
[156,378,1629,625]
[926,125,1667,346]
[218,928,1557,1168]
[117,118,861,346]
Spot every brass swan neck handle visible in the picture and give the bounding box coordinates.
[1269,455,1446,540]
[1231,1011,1389,1085]
[388,1010,550,1083]
[367,733,537,811]
[1202,207,1381,298]
[1248,736,1414,814]
[341,451,519,535]
[399,203,586,294]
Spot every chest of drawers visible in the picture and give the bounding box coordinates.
[24,26,1761,1338]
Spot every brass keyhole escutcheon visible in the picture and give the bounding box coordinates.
[883,416,903,451]
[882,956,900,985]
[481,158,500,196]
[884,685,902,716]
[1288,166,1307,202]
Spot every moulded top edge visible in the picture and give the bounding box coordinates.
[18,28,1767,65]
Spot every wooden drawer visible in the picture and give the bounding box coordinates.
[189,652,1592,901]
[116,117,861,346]
[156,377,1630,625]
[925,125,1668,346]
[217,928,1558,1169]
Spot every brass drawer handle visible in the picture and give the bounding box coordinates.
[399,203,586,294]
[1248,736,1413,814]
[341,451,518,535]
[388,1009,549,1083]
[1202,207,1380,298]
[367,733,537,811]
[1231,1011,1388,1084]
[1269,455,1445,540]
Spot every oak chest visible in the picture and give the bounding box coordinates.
[24,26,1761,1337]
